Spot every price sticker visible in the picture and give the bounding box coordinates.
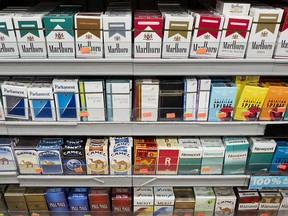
[249,176,288,189]
[80,47,91,54]
[79,111,89,117]
[143,112,152,118]
[202,167,211,172]
[277,107,286,113]
[35,168,43,173]
[217,112,227,118]
[196,47,207,54]
[166,113,175,118]
[31,213,40,216]
[198,113,206,118]
[183,113,193,118]
[75,167,83,173]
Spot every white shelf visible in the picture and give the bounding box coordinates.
[0,59,133,76]
[133,59,276,76]
[133,175,250,187]
[0,58,287,76]
[0,172,19,184]
[17,175,132,187]
[3,121,284,136]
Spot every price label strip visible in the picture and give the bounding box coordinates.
[249,176,288,189]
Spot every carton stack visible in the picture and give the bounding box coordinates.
[154,187,175,216]
[134,187,154,216]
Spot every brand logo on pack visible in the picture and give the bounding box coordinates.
[144,33,153,41]
[256,14,279,34]
[55,32,64,40]
[27,36,34,41]
[261,31,268,37]
[0,36,5,41]
[85,34,92,39]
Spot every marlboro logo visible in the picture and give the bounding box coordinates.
[256,14,279,34]
[19,21,40,37]
[85,34,92,39]
[168,21,189,38]
[0,36,5,41]
[55,32,64,40]
[27,35,34,41]
[261,31,268,37]
[0,22,8,37]
[76,18,101,39]
[108,22,126,38]
[174,36,181,42]
[144,33,153,41]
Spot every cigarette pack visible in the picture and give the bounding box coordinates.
[154,187,175,216]
[223,137,249,174]
[178,137,202,175]
[270,140,288,173]
[247,137,276,173]
[112,189,132,212]
[197,77,211,121]
[259,82,288,121]
[200,137,225,174]
[79,79,105,121]
[85,137,109,175]
[0,138,17,171]
[28,83,56,121]
[109,137,133,175]
[279,190,288,211]
[246,7,283,58]
[106,79,132,122]
[236,191,260,212]
[259,191,282,210]
[183,77,197,121]
[134,187,154,216]
[134,11,163,58]
[68,192,89,215]
[218,15,252,58]
[4,185,28,212]
[14,137,41,174]
[44,188,69,214]
[24,187,49,215]
[275,7,288,58]
[194,187,216,216]
[13,13,47,58]
[233,83,268,121]
[173,187,195,210]
[162,12,194,58]
[134,79,159,122]
[134,138,158,175]
[1,81,30,120]
[208,82,237,122]
[190,11,224,58]
[214,187,237,216]
[0,13,19,58]
[103,11,132,58]
[158,79,184,121]
[53,79,80,121]
[156,137,180,174]
[62,137,86,175]
[36,138,63,174]
[75,12,103,58]
[89,188,110,214]
[43,12,75,58]
[216,0,251,15]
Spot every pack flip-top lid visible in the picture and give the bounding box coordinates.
[193,11,224,30]
[134,11,163,32]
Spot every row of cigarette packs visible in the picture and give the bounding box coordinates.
[0,185,133,216]
[0,136,287,175]
[1,1,288,59]
[0,76,288,122]
[1,185,288,216]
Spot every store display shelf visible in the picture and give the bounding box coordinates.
[1,58,288,76]
[133,175,250,187]
[0,172,19,184]
[3,121,286,136]
[17,175,132,187]
[0,59,133,76]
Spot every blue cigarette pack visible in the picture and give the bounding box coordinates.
[270,140,288,173]
[44,188,69,216]
[53,79,80,121]
[62,137,86,175]
[208,82,237,122]
[37,138,64,174]
[68,192,89,216]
